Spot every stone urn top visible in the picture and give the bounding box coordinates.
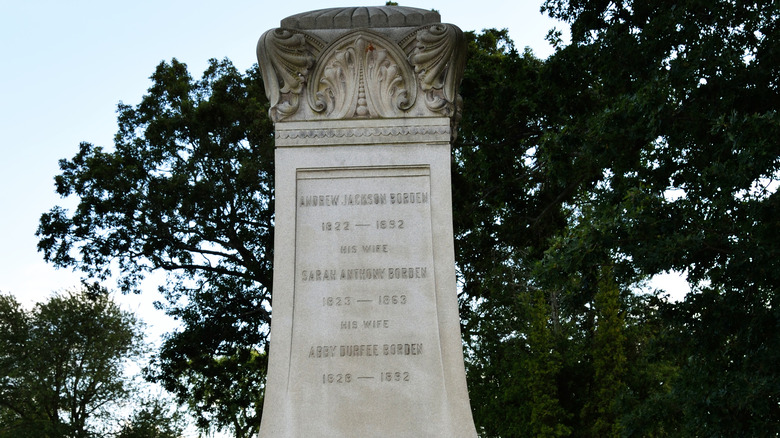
[280,6,440,30]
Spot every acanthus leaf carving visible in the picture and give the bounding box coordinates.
[312,44,359,119]
[409,24,466,118]
[308,31,417,119]
[257,29,323,122]
[257,25,466,124]
[364,38,415,117]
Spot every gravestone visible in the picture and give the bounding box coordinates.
[256,6,477,437]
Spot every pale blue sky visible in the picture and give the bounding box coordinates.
[1,0,691,329]
[0,1,567,318]
[1,0,691,343]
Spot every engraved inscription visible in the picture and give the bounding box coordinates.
[376,219,403,229]
[343,193,387,205]
[383,343,423,356]
[339,318,394,329]
[380,371,411,382]
[322,373,352,384]
[299,192,429,207]
[307,343,424,358]
[293,166,438,397]
[319,372,412,384]
[340,344,380,357]
[300,267,428,281]
[309,345,338,358]
[363,319,389,329]
[388,267,427,279]
[390,192,428,204]
[322,296,352,306]
[300,194,341,207]
[378,294,407,305]
[321,221,350,231]
[362,244,389,253]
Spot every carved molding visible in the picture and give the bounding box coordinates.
[409,24,466,118]
[277,125,450,140]
[257,29,324,122]
[274,119,452,147]
[308,31,416,119]
[257,24,465,124]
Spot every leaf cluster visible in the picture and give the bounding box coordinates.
[37,58,275,435]
[39,58,275,296]
[35,1,780,434]
[455,0,779,434]
[0,290,143,437]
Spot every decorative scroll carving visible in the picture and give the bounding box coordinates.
[256,23,466,124]
[310,42,358,118]
[308,31,416,119]
[364,38,415,116]
[257,29,324,122]
[409,24,466,118]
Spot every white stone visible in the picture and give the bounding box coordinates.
[257,8,466,125]
[257,7,476,437]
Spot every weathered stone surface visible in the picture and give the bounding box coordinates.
[257,6,466,126]
[281,6,440,30]
[257,7,476,437]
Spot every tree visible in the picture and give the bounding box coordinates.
[38,59,274,300]
[456,0,779,430]
[147,285,266,437]
[116,398,185,438]
[581,267,625,438]
[37,58,273,436]
[524,289,572,438]
[0,294,40,437]
[37,2,779,434]
[455,29,571,437]
[0,290,144,437]
[537,0,780,434]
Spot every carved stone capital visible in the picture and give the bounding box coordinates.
[256,7,466,129]
[409,24,467,119]
[307,30,416,120]
[256,29,325,122]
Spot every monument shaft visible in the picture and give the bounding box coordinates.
[257,7,476,437]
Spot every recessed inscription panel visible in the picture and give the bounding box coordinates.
[291,166,443,435]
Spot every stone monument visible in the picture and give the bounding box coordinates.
[256,6,477,437]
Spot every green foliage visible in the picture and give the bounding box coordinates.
[0,290,144,437]
[38,58,274,297]
[582,267,625,437]
[149,320,266,437]
[36,1,779,435]
[539,0,780,289]
[536,0,780,434]
[116,398,185,438]
[524,289,571,438]
[457,0,778,433]
[38,58,273,437]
